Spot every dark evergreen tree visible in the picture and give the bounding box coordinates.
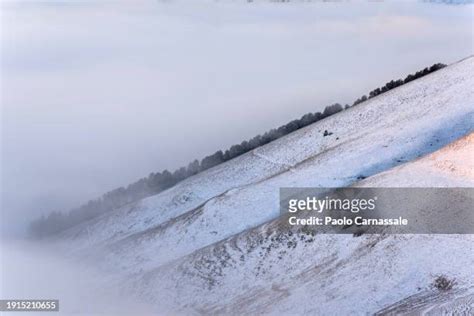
[201,151,224,170]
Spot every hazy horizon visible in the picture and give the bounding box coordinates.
[1,0,473,237]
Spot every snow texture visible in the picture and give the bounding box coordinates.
[54,57,474,315]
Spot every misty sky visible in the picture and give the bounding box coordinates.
[1,0,473,237]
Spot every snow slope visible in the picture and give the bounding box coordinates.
[54,57,474,314]
[126,133,474,316]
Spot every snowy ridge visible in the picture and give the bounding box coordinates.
[55,57,474,314]
[127,132,474,315]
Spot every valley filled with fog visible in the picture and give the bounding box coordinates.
[1,2,473,314]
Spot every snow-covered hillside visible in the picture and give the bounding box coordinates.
[54,57,474,314]
[129,132,473,315]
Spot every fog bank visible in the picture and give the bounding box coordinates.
[0,240,155,315]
